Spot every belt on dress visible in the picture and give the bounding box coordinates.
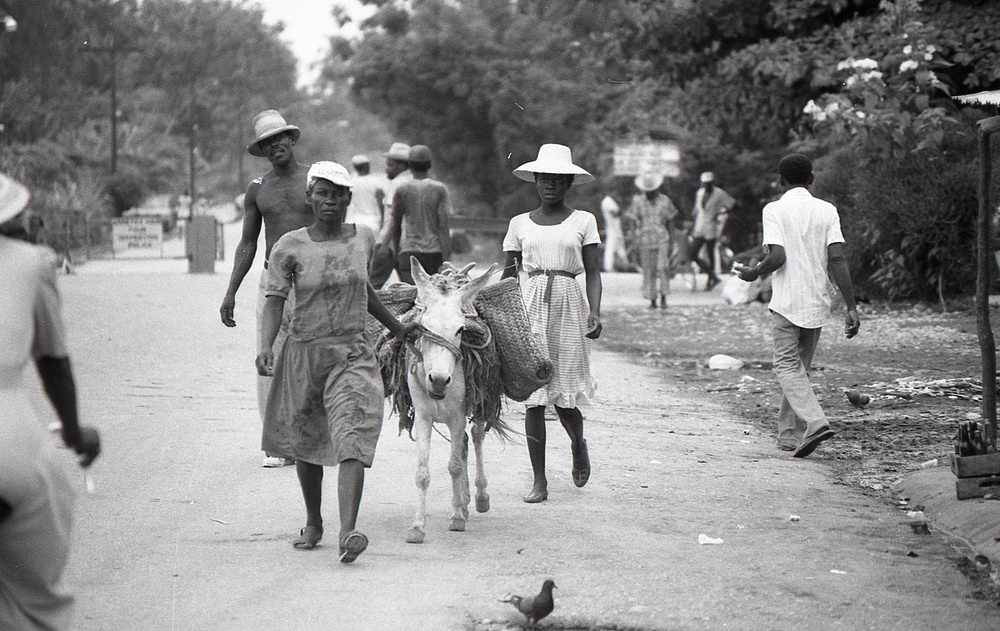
[528,269,578,303]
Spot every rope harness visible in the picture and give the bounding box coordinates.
[405,313,492,370]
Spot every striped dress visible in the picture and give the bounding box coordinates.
[502,210,600,408]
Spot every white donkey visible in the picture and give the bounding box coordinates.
[404,257,500,544]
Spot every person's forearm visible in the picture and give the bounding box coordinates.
[829,256,858,311]
[226,240,258,297]
[259,297,284,352]
[753,248,785,276]
[367,284,404,335]
[35,356,80,439]
[586,275,602,317]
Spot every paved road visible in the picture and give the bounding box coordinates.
[48,223,997,630]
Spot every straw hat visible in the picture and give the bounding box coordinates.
[634,172,664,192]
[513,144,594,183]
[0,172,30,225]
[351,154,370,167]
[247,110,301,157]
[699,171,715,183]
[307,161,353,190]
[384,142,411,161]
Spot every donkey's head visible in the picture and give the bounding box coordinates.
[410,257,496,400]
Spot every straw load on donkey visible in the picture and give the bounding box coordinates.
[367,258,553,544]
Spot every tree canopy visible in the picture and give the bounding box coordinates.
[327,0,1000,299]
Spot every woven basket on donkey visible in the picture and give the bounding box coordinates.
[364,283,418,345]
[474,277,553,401]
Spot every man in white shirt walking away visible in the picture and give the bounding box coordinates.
[735,153,860,458]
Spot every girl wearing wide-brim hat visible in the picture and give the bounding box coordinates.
[501,143,603,503]
[629,171,679,309]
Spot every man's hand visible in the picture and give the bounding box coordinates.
[220,295,237,327]
[845,309,860,339]
[63,425,101,468]
[733,262,759,282]
[256,350,275,376]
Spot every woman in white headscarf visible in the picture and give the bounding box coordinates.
[0,172,101,631]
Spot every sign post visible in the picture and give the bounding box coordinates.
[613,141,681,177]
[111,217,163,258]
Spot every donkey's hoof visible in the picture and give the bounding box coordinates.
[406,527,425,544]
[475,495,490,513]
[449,517,467,532]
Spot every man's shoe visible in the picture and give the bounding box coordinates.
[793,426,835,458]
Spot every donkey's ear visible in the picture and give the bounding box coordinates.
[459,263,497,305]
[410,256,433,294]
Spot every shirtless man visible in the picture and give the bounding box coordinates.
[219,110,314,468]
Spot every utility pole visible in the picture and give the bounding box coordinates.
[81,35,137,174]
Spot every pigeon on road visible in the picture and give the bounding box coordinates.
[499,579,556,625]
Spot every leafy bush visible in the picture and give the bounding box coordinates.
[802,28,984,301]
[105,167,147,216]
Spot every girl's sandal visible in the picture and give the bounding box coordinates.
[339,530,369,564]
[292,525,323,550]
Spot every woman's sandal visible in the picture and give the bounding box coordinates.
[292,525,323,550]
[339,530,369,564]
[572,439,591,488]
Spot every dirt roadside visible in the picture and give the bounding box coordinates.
[52,241,999,630]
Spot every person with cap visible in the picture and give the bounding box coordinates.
[500,143,603,504]
[379,144,452,283]
[256,161,417,562]
[735,153,860,457]
[0,172,101,630]
[689,171,736,290]
[220,109,314,468]
[347,154,396,288]
[627,172,679,309]
[370,142,411,287]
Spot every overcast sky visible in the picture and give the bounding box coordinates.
[252,0,370,87]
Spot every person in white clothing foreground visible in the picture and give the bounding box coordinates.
[735,153,860,458]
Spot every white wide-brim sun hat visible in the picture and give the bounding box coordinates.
[634,171,664,192]
[0,172,30,225]
[513,143,594,183]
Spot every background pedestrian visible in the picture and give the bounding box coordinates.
[380,144,452,283]
[599,193,627,272]
[348,154,395,287]
[689,171,735,290]
[628,172,678,309]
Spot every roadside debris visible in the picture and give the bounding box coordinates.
[708,354,744,370]
[863,376,987,401]
[698,534,724,545]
